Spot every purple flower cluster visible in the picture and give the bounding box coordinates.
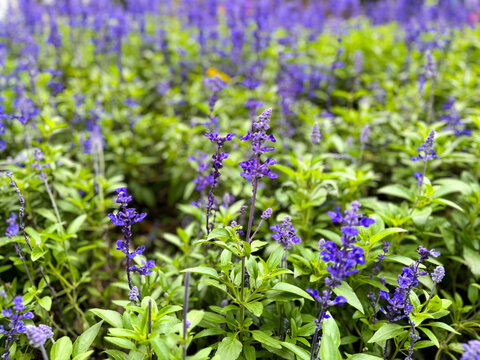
[431,265,445,283]
[379,246,440,360]
[130,259,155,276]
[13,94,38,125]
[0,122,5,151]
[109,188,154,289]
[32,148,50,180]
[327,200,375,239]
[239,108,277,183]
[440,97,471,137]
[5,214,19,238]
[129,286,139,302]
[204,132,235,233]
[270,216,301,252]
[379,246,439,322]
[461,340,480,360]
[25,324,53,348]
[311,123,321,145]
[308,201,374,358]
[412,130,439,162]
[0,296,34,360]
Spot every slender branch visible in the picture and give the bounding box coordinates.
[182,271,191,360]
[6,172,71,333]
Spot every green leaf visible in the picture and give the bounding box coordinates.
[245,302,263,317]
[72,351,94,360]
[38,296,52,311]
[411,207,432,227]
[428,322,460,335]
[368,323,406,343]
[187,347,213,360]
[463,247,480,278]
[243,345,256,360]
[187,310,204,331]
[266,246,284,270]
[108,328,137,338]
[251,330,282,349]
[67,214,87,235]
[213,335,242,360]
[378,185,414,201]
[181,267,219,279]
[25,227,42,245]
[31,247,47,261]
[105,337,136,350]
[207,228,230,241]
[89,309,123,328]
[319,315,342,360]
[369,228,407,245]
[150,337,170,360]
[157,305,183,319]
[50,336,73,360]
[281,342,310,360]
[333,282,364,314]
[270,282,312,300]
[419,327,439,347]
[103,350,129,360]
[433,198,464,212]
[347,354,384,360]
[35,208,58,223]
[73,321,103,356]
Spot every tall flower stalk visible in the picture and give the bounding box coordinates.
[271,215,300,338]
[204,132,235,234]
[412,130,439,197]
[238,107,277,341]
[108,187,152,294]
[379,246,440,360]
[308,201,375,359]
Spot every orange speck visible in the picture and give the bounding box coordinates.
[206,68,231,83]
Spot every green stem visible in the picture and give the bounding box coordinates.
[240,174,259,343]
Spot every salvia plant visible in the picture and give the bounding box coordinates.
[0,1,479,360]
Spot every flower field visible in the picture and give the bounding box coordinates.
[1,1,480,359]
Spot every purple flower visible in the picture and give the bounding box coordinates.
[261,208,272,220]
[425,50,437,79]
[109,188,153,294]
[0,295,36,358]
[461,340,480,360]
[14,96,38,125]
[328,201,375,238]
[431,266,445,284]
[412,130,439,162]
[25,325,52,348]
[414,172,423,187]
[129,286,139,302]
[311,123,322,144]
[130,259,156,276]
[5,214,19,238]
[440,97,471,137]
[204,132,235,233]
[360,124,370,144]
[379,247,440,323]
[270,216,301,251]
[239,108,277,183]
